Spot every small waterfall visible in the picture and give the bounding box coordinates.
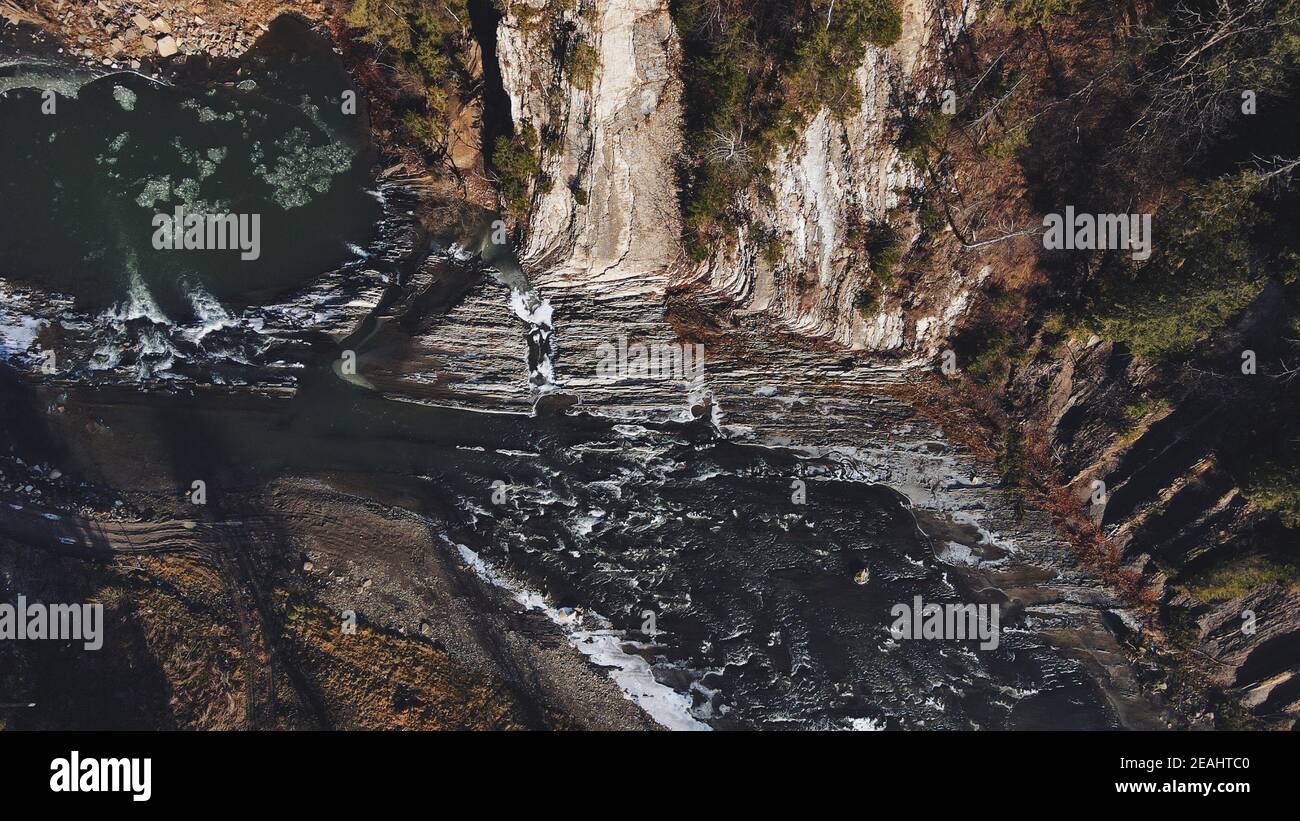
[509,289,557,392]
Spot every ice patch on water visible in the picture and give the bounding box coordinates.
[112,85,137,111]
[254,127,354,209]
[135,175,172,208]
[0,312,44,361]
[0,58,98,98]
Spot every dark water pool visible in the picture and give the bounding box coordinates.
[0,16,381,320]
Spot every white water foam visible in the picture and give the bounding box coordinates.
[0,313,44,361]
[510,289,558,391]
[452,540,709,731]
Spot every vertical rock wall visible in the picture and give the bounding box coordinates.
[498,0,983,363]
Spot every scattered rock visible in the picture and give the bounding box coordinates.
[156,35,177,58]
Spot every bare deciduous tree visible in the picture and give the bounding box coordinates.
[1128,0,1298,156]
[702,126,754,171]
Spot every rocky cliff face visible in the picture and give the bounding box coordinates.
[495,0,986,374]
[680,0,979,360]
[1007,283,1300,726]
[490,0,985,409]
[500,0,683,283]
[490,0,697,418]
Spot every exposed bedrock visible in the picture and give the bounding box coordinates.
[490,0,986,422]
[682,0,981,359]
[1010,283,1300,726]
